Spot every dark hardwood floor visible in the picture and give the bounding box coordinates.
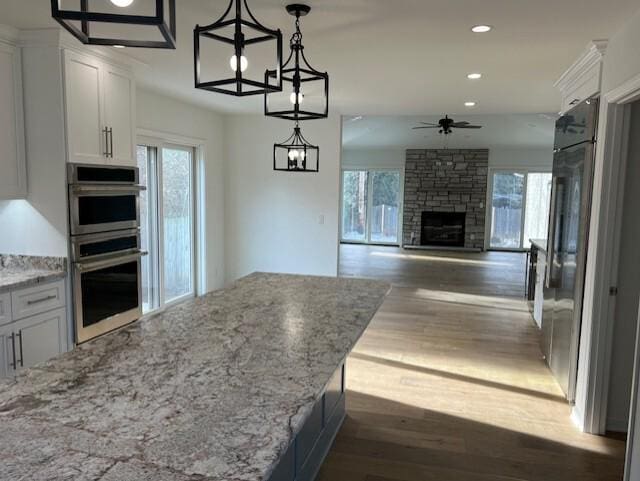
[338,244,528,297]
[315,244,626,481]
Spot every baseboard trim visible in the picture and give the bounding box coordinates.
[606,417,629,433]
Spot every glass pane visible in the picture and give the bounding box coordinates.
[523,173,553,249]
[81,261,139,327]
[490,172,525,248]
[370,171,400,244]
[137,145,152,313]
[162,147,193,302]
[341,171,368,242]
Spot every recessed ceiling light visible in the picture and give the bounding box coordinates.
[465,101,477,107]
[113,45,126,49]
[467,73,482,80]
[471,25,492,33]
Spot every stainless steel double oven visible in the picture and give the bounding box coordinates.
[68,163,146,343]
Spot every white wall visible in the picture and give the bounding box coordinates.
[224,114,342,282]
[0,44,68,257]
[342,148,405,170]
[136,88,226,292]
[342,146,553,172]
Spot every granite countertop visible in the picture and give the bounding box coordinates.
[529,238,548,252]
[0,272,390,481]
[0,254,67,293]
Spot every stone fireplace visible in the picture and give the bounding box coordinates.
[403,149,488,250]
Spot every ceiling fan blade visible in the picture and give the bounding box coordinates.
[456,125,483,129]
[412,126,439,129]
[419,122,440,126]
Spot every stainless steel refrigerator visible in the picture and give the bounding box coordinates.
[542,98,598,400]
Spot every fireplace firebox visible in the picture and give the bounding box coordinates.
[421,212,466,247]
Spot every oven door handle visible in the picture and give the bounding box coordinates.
[75,251,147,273]
[71,185,146,194]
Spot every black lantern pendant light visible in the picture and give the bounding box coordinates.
[264,4,329,121]
[274,123,319,172]
[194,0,283,96]
[51,0,176,49]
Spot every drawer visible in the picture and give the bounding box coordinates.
[296,396,324,472]
[11,279,65,321]
[0,292,11,326]
[324,364,344,419]
[267,441,295,481]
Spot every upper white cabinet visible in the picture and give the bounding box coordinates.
[63,50,136,166]
[0,40,27,200]
[103,63,136,166]
[555,40,607,114]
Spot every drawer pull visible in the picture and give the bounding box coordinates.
[17,331,23,368]
[27,295,57,306]
[9,333,17,370]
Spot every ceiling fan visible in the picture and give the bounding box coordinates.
[413,115,483,135]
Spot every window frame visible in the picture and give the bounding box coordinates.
[485,167,553,251]
[137,132,202,314]
[339,167,404,246]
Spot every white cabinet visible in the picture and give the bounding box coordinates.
[12,308,67,373]
[555,41,607,115]
[63,50,136,167]
[0,40,27,200]
[533,251,546,327]
[103,63,136,166]
[0,280,68,379]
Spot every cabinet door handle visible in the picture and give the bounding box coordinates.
[109,128,114,158]
[8,333,16,370]
[17,331,23,368]
[27,295,57,306]
[103,127,110,157]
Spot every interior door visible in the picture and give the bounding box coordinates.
[104,64,136,166]
[64,51,104,164]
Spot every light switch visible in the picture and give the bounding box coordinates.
[319,214,325,225]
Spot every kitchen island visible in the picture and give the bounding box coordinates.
[0,272,390,481]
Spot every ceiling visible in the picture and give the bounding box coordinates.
[5,0,639,116]
[343,114,557,150]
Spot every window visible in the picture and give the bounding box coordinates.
[488,170,552,250]
[341,169,402,245]
[341,171,368,242]
[137,141,196,313]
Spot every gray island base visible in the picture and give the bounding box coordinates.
[0,273,390,481]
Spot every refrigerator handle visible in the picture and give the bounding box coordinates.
[546,176,559,289]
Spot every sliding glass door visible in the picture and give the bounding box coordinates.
[137,141,196,313]
[488,170,552,250]
[341,169,402,245]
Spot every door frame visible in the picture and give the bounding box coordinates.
[339,167,404,246]
[137,129,206,310]
[485,167,552,251]
[573,73,640,443]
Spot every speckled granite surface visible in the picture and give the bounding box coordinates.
[0,254,67,293]
[0,272,390,481]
